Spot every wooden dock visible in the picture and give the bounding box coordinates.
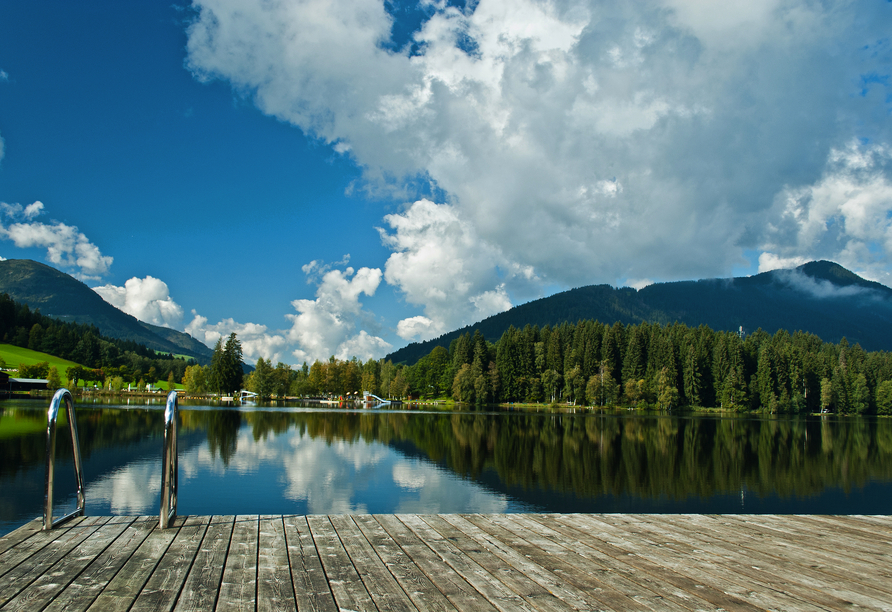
[0,513,890,611]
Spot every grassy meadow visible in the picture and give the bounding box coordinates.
[0,344,85,374]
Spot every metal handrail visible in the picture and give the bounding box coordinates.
[160,390,178,528]
[44,388,85,530]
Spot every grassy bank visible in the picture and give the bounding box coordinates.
[0,344,85,374]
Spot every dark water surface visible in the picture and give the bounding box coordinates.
[2,397,891,536]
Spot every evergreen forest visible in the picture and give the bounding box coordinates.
[0,292,193,386]
[244,321,892,415]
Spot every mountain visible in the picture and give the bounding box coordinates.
[386,261,892,364]
[0,259,213,363]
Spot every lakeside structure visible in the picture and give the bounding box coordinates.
[5,391,890,610]
[1,512,890,611]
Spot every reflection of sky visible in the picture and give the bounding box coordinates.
[85,459,161,515]
[171,425,511,516]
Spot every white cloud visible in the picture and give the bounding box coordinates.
[186,312,289,364]
[185,0,892,328]
[96,258,394,365]
[93,276,184,328]
[286,263,390,363]
[396,315,436,341]
[774,268,877,300]
[757,253,809,274]
[380,199,515,340]
[761,141,892,286]
[0,201,112,279]
[626,278,653,290]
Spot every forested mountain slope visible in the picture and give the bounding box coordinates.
[387,261,892,364]
[0,259,212,363]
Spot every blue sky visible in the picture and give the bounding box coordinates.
[1,0,891,365]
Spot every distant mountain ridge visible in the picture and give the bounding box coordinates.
[0,259,213,363]
[386,261,892,364]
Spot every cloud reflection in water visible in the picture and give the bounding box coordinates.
[171,423,509,516]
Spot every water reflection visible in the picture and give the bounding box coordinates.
[2,399,892,536]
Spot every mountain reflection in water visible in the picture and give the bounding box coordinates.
[2,399,892,535]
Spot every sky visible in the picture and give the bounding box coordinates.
[0,0,891,366]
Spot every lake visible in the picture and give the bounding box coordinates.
[2,397,891,536]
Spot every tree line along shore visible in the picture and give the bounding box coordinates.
[232,320,892,415]
[4,289,892,414]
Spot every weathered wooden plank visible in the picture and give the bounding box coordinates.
[0,516,90,581]
[215,515,259,612]
[129,515,210,612]
[172,515,234,612]
[86,516,182,611]
[377,515,506,612]
[0,519,42,556]
[419,514,575,612]
[400,515,538,612]
[464,514,646,612]
[559,514,767,612]
[686,514,892,594]
[307,514,377,612]
[651,513,892,609]
[515,514,727,612]
[329,514,417,612]
[1,515,133,612]
[663,515,892,607]
[282,515,337,612]
[42,516,157,612]
[483,514,702,612]
[722,513,892,567]
[727,513,892,571]
[789,514,892,545]
[0,516,107,607]
[3,513,891,612]
[257,515,297,612]
[599,513,874,612]
[440,514,597,612]
[352,514,458,612]
[843,515,892,531]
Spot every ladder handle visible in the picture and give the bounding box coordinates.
[160,390,179,528]
[44,389,85,530]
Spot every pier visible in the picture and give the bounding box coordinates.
[1,513,890,611]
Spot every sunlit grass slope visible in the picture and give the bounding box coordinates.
[0,344,85,373]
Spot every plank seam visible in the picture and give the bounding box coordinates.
[36,516,138,612]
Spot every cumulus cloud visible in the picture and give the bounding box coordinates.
[186,0,892,328]
[286,262,391,362]
[773,268,878,301]
[93,276,185,328]
[380,199,517,340]
[0,201,112,279]
[760,141,892,286]
[182,259,390,364]
[186,312,289,364]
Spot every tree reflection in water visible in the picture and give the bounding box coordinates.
[3,401,892,535]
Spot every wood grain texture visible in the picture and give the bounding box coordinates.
[282,515,337,612]
[173,515,234,612]
[2,513,890,612]
[215,515,259,612]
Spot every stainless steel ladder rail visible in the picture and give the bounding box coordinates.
[44,388,85,530]
[160,390,178,528]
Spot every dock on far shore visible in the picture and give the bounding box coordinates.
[0,513,889,611]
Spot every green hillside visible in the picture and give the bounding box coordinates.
[0,259,212,364]
[0,343,85,373]
[387,261,892,365]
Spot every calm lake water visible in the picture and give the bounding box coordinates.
[2,397,891,536]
